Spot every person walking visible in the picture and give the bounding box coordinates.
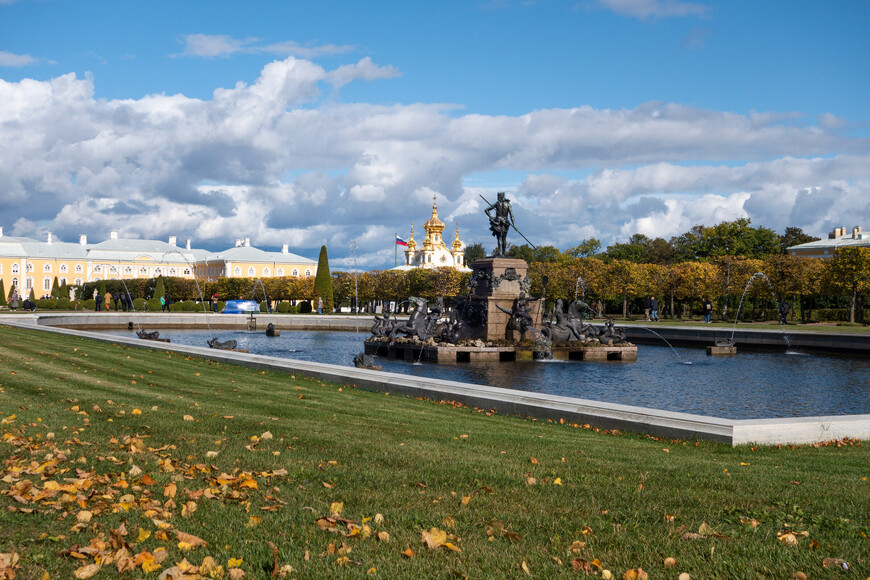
[212,293,219,313]
[650,296,659,322]
[9,290,18,311]
[95,291,102,311]
[643,295,651,321]
[317,296,323,315]
[703,297,713,323]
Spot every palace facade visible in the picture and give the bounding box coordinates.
[394,197,469,271]
[0,227,316,297]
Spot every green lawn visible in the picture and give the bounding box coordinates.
[0,325,867,579]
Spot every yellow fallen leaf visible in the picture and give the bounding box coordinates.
[553,478,563,486]
[521,559,531,575]
[183,415,194,422]
[330,502,344,514]
[163,482,177,498]
[73,563,101,578]
[137,528,151,542]
[76,510,92,523]
[228,557,243,568]
[461,495,471,505]
[246,516,261,527]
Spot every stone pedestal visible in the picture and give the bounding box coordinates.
[468,257,543,342]
[707,345,737,355]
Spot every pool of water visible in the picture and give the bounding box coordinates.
[109,329,870,420]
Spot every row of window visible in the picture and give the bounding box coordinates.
[8,277,84,292]
[2,263,312,278]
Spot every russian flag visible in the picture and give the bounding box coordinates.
[396,235,408,246]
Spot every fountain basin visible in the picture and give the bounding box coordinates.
[365,340,636,362]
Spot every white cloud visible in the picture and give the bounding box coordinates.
[177,33,355,59]
[597,0,709,19]
[0,50,36,67]
[0,55,867,264]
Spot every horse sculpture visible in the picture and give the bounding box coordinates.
[136,330,160,340]
[389,297,430,342]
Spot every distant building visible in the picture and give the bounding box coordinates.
[394,196,469,271]
[0,227,316,297]
[787,225,870,259]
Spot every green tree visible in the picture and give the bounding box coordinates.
[506,244,536,263]
[60,280,69,300]
[51,276,61,298]
[29,287,36,301]
[824,247,870,323]
[565,238,601,259]
[779,226,820,254]
[0,279,5,306]
[463,243,487,264]
[670,225,705,262]
[314,245,334,313]
[700,218,779,259]
[153,277,166,301]
[605,234,650,263]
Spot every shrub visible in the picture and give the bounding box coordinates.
[56,298,71,310]
[82,299,96,311]
[216,301,225,312]
[170,303,184,312]
[260,302,270,313]
[181,300,197,312]
[133,298,146,311]
[35,299,56,310]
[145,299,161,311]
[298,300,312,314]
[276,302,290,314]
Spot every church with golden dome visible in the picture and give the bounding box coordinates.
[395,196,469,271]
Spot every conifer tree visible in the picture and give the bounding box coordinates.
[153,277,166,300]
[314,245,334,313]
[0,279,5,306]
[51,276,60,298]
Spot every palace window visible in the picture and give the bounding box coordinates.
[183,268,191,276]
[263,267,271,277]
[11,277,18,289]
[11,264,18,274]
[59,277,67,286]
[26,263,33,273]
[233,266,241,276]
[291,269,298,277]
[43,263,52,273]
[25,277,33,290]
[168,267,177,276]
[248,267,255,277]
[154,267,162,276]
[74,278,82,286]
[304,269,312,277]
[139,266,148,275]
[75,264,83,274]
[43,278,51,291]
[94,265,102,273]
[124,266,133,275]
[60,263,68,273]
[276,267,284,276]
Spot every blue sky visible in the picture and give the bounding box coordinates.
[1,0,869,267]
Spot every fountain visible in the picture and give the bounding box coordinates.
[364,193,636,363]
[574,276,586,302]
[708,272,792,355]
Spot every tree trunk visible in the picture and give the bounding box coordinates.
[851,287,858,323]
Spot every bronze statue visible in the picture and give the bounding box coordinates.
[484,191,515,257]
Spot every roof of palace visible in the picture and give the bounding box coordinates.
[206,245,315,264]
[0,234,314,264]
[788,232,870,252]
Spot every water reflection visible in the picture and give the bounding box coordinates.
[112,329,870,420]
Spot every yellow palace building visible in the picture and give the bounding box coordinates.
[0,228,317,298]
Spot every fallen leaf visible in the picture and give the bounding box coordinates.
[175,530,207,548]
[521,559,531,575]
[183,415,194,422]
[73,563,101,578]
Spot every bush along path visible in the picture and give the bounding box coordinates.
[0,325,868,578]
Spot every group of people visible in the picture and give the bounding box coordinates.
[6,290,35,311]
[92,289,136,312]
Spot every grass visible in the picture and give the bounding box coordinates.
[0,325,868,579]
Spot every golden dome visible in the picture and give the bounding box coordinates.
[452,223,463,250]
[423,195,445,235]
[407,223,417,250]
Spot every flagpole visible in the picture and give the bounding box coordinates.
[395,233,397,267]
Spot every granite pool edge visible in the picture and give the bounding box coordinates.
[3,320,868,446]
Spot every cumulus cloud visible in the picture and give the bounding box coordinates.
[0,54,868,267]
[597,0,709,19]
